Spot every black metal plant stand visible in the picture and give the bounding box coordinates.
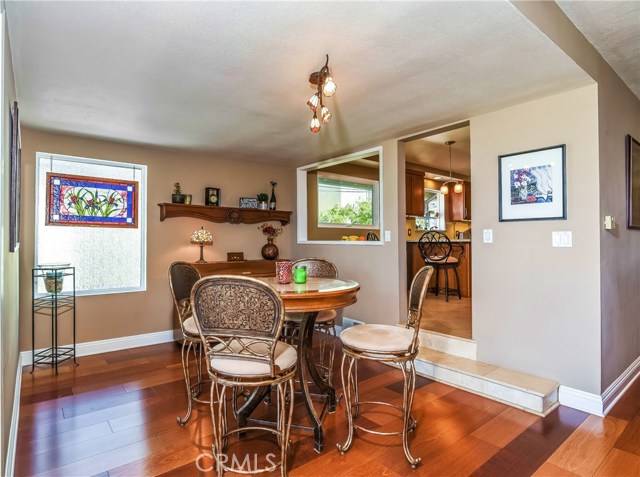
[31,265,77,374]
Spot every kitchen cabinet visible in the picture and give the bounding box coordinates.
[450,181,471,221]
[406,170,425,216]
[407,241,471,298]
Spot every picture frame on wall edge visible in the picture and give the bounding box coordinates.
[627,134,640,229]
[498,144,566,222]
[205,187,221,206]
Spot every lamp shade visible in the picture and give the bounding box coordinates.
[320,105,332,124]
[190,226,213,245]
[310,113,321,133]
[307,93,320,112]
[322,76,336,96]
[440,183,449,194]
[453,182,463,193]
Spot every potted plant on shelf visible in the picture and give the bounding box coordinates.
[257,193,269,210]
[172,183,186,204]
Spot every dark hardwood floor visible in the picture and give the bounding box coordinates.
[15,340,640,476]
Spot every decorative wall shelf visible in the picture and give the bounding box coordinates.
[158,203,292,225]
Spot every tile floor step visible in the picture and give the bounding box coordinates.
[415,346,559,416]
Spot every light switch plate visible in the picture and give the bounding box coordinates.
[483,229,493,243]
[384,230,391,242]
[552,231,572,247]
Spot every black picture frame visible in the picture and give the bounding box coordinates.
[9,101,20,252]
[627,134,640,229]
[204,187,221,206]
[498,144,567,222]
[239,197,258,208]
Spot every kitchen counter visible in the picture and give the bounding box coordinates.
[406,238,470,243]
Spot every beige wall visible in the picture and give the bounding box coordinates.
[471,85,601,393]
[292,139,406,326]
[514,0,640,394]
[19,128,294,350]
[1,7,18,475]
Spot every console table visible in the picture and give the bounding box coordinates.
[193,259,277,278]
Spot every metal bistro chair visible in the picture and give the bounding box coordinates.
[418,231,462,301]
[191,275,297,477]
[337,265,434,468]
[283,258,339,386]
[168,261,207,426]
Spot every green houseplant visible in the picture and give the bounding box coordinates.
[257,192,269,210]
[172,182,186,204]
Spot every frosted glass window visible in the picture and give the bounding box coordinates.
[35,153,147,295]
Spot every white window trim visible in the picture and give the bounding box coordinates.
[34,152,147,296]
[297,146,384,245]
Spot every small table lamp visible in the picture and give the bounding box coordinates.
[190,226,213,263]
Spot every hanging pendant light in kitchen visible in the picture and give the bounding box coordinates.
[440,140,463,194]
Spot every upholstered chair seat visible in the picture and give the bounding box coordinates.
[181,316,199,337]
[284,309,337,324]
[208,339,297,377]
[339,324,414,354]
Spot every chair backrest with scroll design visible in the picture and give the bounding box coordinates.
[190,275,285,377]
[406,265,434,354]
[292,258,338,279]
[168,261,201,332]
[418,231,453,264]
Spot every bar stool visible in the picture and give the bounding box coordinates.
[337,265,433,468]
[283,258,339,386]
[191,275,297,477]
[168,261,207,426]
[418,231,461,301]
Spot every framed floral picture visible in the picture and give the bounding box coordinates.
[46,173,138,227]
[498,144,566,222]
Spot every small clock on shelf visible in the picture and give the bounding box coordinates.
[205,187,221,206]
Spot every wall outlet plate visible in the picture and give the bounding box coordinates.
[483,229,493,243]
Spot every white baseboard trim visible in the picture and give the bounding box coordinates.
[5,354,23,477]
[559,354,640,416]
[21,329,175,366]
[603,354,640,415]
[559,386,604,416]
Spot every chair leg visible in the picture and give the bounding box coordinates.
[211,382,228,477]
[337,353,357,455]
[401,361,421,468]
[433,265,440,296]
[177,340,194,426]
[444,265,450,302]
[277,378,295,477]
[453,265,462,299]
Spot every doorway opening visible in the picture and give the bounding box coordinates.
[402,122,472,339]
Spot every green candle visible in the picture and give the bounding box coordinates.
[293,265,307,284]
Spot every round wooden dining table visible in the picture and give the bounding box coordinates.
[236,276,360,452]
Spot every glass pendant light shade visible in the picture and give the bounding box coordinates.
[453,182,463,193]
[322,76,336,96]
[310,113,321,133]
[307,93,320,112]
[320,105,332,124]
[440,183,449,194]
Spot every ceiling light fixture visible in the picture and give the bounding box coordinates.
[307,54,336,133]
[440,140,463,194]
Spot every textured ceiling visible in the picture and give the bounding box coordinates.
[557,1,640,101]
[6,1,595,167]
